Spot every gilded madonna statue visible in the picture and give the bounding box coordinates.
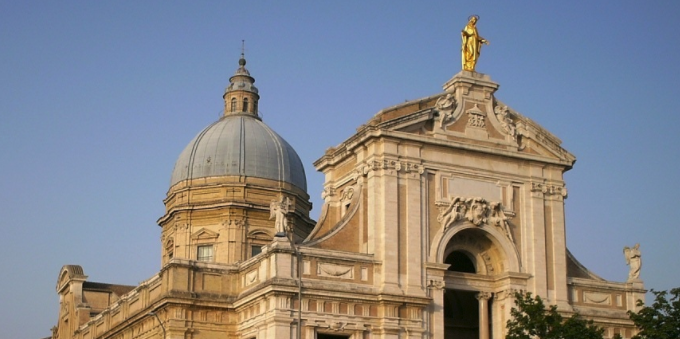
[461,15,489,71]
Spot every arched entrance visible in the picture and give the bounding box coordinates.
[439,226,509,339]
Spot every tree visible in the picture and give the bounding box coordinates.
[506,291,605,339]
[628,288,680,339]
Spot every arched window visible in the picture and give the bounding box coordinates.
[230,98,237,112]
[253,101,258,114]
[243,98,249,112]
[445,251,476,273]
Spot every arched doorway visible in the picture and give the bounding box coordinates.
[441,228,501,339]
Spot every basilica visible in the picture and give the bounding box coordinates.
[52,51,645,339]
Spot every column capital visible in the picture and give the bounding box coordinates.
[427,279,446,290]
[495,288,520,301]
[476,291,492,301]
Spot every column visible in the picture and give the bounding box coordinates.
[476,292,492,339]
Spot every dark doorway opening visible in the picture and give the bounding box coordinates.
[444,289,479,339]
[317,334,349,339]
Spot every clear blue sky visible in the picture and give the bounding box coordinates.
[2,1,679,338]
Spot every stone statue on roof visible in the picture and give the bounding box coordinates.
[623,243,642,281]
[270,196,291,235]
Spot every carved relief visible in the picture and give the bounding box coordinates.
[228,218,245,228]
[318,263,354,279]
[530,183,568,198]
[467,198,488,225]
[584,291,611,305]
[480,251,494,273]
[437,196,468,227]
[495,288,520,301]
[321,187,336,200]
[493,104,516,140]
[466,104,486,128]
[427,279,446,290]
[245,270,259,286]
[438,196,515,243]
[435,94,457,128]
[329,322,347,331]
[339,186,355,202]
[488,202,514,243]
[357,160,425,176]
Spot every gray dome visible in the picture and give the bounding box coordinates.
[170,114,307,191]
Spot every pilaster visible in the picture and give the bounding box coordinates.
[527,177,547,297]
[544,190,570,309]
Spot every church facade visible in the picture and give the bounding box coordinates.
[51,54,645,339]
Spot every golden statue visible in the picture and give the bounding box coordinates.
[461,15,489,71]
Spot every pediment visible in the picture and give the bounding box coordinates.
[368,73,575,164]
[317,72,575,173]
[191,228,219,240]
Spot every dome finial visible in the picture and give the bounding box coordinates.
[239,40,246,66]
[223,40,259,118]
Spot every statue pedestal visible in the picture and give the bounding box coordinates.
[443,71,499,96]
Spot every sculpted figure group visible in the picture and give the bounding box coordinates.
[438,196,514,243]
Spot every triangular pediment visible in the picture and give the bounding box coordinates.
[315,71,575,173]
[191,228,219,240]
[360,72,575,165]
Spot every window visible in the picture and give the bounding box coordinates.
[445,251,476,273]
[243,98,249,112]
[197,245,214,262]
[253,101,258,114]
[247,231,271,259]
[231,98,237,112]
[251,245,263,257]
[165,239,174,260]
[342,202,351,216]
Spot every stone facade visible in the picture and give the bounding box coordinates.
[51,64,644,339]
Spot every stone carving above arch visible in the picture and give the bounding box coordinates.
[429,221,521,274]
[437,196,514,243]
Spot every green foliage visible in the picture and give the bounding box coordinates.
[628,288,680,339]
[506,291,604,339]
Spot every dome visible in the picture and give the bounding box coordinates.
[170,113,307,191]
